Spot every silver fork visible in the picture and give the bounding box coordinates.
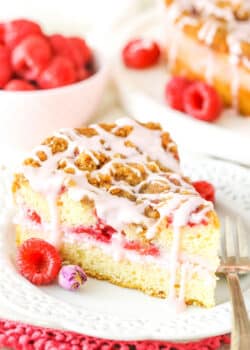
[217,217,250,349]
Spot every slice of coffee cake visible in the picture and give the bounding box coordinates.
[13,118,220,309]
[164,0,250,116]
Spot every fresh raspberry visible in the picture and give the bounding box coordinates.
[4,19,42,49]
[0,45,12,88]
[26,209,41,224]
[16,238,62,285]
[38,56,76,89]
[68,37,92,68]
[122,38,160,69]
[165,77,192,112]
[5,79,35,91]
[49,34,71,58]
[183,81,223,122]
[49,35,93,69]
[192,180,215,203]
[11,34,52,81]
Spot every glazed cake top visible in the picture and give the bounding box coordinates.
[15,118,213,244]
[166,0,250,20]
[165,0,250,69]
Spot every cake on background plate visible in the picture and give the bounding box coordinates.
[12,118,220,309]
[164,0,250,116]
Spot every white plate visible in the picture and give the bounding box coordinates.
[0,156,250,342]
[112,10,250,167]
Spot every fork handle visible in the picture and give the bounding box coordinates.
[227,272,250,349]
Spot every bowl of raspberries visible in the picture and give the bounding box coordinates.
[0,18,108,159]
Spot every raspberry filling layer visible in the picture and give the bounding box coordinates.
[166,212,208,228]
[24,208,208,257]
[69,222,160,257]
[26,209,42,224]
[25,209,160,257]
[70,219,116,243]
[124,241,160,257]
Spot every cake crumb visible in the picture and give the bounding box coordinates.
[43,136,68,154]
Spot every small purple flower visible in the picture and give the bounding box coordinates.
[58,265,87,291]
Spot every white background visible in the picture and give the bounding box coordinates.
[0,0,155,35]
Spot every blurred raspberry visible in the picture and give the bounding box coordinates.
[11,34,52,81]
[183,81,223,122]
[4,19,42,49]
[0,23,5,44]
[122,38,160,69]
[38,56,76,89]
[68,37,92,68]
[49,34,93,69]
[49,34,71,57]
[0,45,12,87]
[192,180,215,203]
[5,79,35,91]
[76,67,92,81]
[165,76,192,112]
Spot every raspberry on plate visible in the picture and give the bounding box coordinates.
[122,38,160,69]
[11,34,52,81]
[38,56,76,89]
[5,79,35,91]
[0,45,12,88]
[183,81,223,122]
[192,181,215,203]
[4,19,42,49]
[16,238,62,285]
[165,77,192,112]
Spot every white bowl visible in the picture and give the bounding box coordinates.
[0,50,109,164]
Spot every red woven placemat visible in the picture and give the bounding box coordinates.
[0,319,230,350]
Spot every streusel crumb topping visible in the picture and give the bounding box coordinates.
[16,118,213,236]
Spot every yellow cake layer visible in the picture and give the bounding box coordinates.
[13,181,220,268]
[16,225,216,307]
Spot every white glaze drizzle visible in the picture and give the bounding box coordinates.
[168,226,181,301]
[198,19,219,83]
[17,118,214,309]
